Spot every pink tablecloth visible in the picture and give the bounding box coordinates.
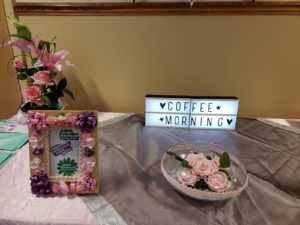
[0,143,98,225]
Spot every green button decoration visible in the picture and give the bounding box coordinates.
[57,157,78,176]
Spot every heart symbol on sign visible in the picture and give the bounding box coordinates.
[227,119,233,125]
[160,103,166,109]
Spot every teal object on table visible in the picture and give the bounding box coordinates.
[0,152,14,169]
[0,133,28,151]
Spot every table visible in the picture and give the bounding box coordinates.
[0,113,299,225]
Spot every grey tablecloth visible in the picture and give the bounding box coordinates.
[94,115,300,225]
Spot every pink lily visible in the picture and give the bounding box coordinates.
[34,50,69,71]
[13,59,25,68]
[8,39,33,52]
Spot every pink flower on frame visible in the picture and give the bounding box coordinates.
[52,183,61,193]
[29,135,43,149]
[28,111,49,131]
[81,156,96,173]
[76,175,97,194]
[29,157,44,171]
[59,182,70,194]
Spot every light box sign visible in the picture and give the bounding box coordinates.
[145,95,239,130]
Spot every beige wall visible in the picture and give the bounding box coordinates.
[6,14,300,118]
[0,1,21,119]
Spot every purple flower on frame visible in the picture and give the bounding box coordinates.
[30,172,52,195]
[84,148,94,157]
[75,112,97,133]
[33,148,43,155]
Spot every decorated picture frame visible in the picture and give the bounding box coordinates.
[28,110,99,195]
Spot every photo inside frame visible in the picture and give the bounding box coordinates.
[49,128,81,177]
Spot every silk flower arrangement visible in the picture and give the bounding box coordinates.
[4,16,75,112]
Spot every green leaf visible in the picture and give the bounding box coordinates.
[28,78,34,85]
[55,90,64,98]
[7,16,32,40]
[193,179,209,190]
[17,73,27,80]
[26,68,37,76]
[166,151,177,157]
[220,152,231,168]
[16,68,26,73]
[19,102,31,112]
[181,160,193,169]
[8,33,31,42]
[57,77,67,90]
[206,156,212,160]
[43,95,52,107]
[39,66,48,71]
[175,155,183,162]
[31,57,38,66]
[167,151,193,169]
[49,71,57,78]
[38,40,51,52]
[63,89,75,100]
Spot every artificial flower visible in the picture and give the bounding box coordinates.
[32,70,51,85]
[29,157,45,171]
[7,38,33,52]
[186,152,206,168]
[52,183,61,193]
[5,16,75,112]
[22,86,41,103]
[59,182,70,194]
[76,175,97,194]
[75,112,97,133]
[177,168,198,186]
[32,148,43,155]
[81,156,96,173]
[206,172,232,192]
[29,135,44,149]
[81,136,95,149]
[28,111,49,131]
[193,156,219,177]
[84,148,94,157]
[13,59,25,68]
[30,171,52,195]
[34,50,70,71]
[168,151,232,193]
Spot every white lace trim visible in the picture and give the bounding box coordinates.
[80,195,128,225]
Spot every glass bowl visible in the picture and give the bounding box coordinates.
[161,141,248,201]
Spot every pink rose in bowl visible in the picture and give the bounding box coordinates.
[32,71,51,85]
[177,168,198,186]
[193,157,219,177]
[22,86,41,102]
[206,171,232,192]
[186,152,206,167]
